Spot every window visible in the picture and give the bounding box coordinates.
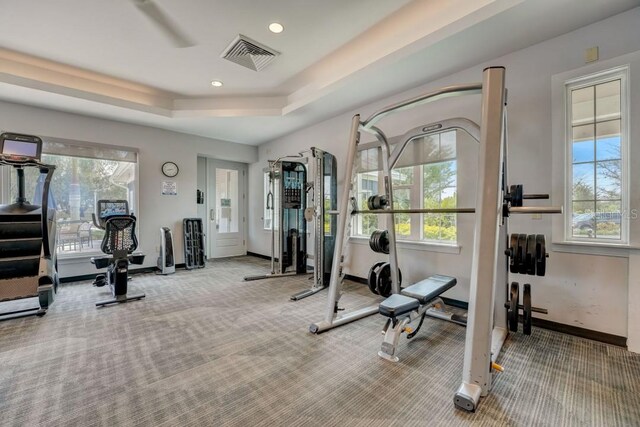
[354,130,457,244]
[566,67,628,242]
[355,145,381,236]
[5,138,138,257]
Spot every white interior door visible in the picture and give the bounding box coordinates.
[207,159,247,258]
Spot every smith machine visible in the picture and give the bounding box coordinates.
[244,148,338,301]
[309,67,562,412]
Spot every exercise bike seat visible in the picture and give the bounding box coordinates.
[401,275,457,304]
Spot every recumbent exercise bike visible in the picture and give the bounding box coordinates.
[91,200,145,307]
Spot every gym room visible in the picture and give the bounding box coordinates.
[0,1,639,425]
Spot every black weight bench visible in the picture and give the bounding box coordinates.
[378,275,457,362]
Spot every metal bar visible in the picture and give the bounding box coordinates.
[455,67,507,413]
[502,303,548,314]
[41,166,55,259]
[314,150,324,290]
[352,208,476,215]
[509,206,562,214]
[309,305,380,333]
[362,83,483,130]
[315,114,361,331]
[389,118,481,169]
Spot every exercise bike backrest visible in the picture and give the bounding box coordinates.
[92,200,139,255]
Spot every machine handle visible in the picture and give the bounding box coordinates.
[210,209,215,221]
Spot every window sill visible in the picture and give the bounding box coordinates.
[57,252,102,263]
[349,236,461,254]
[552,240,640,257]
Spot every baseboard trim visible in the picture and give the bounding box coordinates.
[247,251,275,261]
[345,274,627,348]
[60,263,187,283]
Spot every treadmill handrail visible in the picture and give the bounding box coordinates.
[0,157,56,260]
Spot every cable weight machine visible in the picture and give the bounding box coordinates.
[244,148,338,301]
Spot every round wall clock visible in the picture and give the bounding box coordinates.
[161,161,179,177]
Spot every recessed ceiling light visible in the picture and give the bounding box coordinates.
[211,80,223,87]
[268,23,284,34]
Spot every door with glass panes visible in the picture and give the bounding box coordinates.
[207,159,247,258]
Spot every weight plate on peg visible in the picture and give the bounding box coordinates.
[514,184,523,207]
[517,234,528,275]
[367,262,385,295]
[509,282,520,332]
[509,234,519,273]
[526,234,536,275]
[367,194,388,210]
[376,263,401,297]
[523,283,532,335]
[536,234,546,277]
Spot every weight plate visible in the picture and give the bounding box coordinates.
[514,184,523,207]
[369,230,380,253]
[367,262,385,295]
[380,230,389,254]
[367,196,376,211]
[523,283,532,335]
[367,195,388,210]
[536,234,546,277]
[508,282,519,332]
[376,263,391,297]
[376,263,401,297]
[526,234,536,275]
[517,234,527,275]
[509,234,518,273]
[509,185,517,206]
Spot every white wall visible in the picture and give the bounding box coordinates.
[0,101,257,277]
[249,8,640,338]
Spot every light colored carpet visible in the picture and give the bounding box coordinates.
[0,256,638,427]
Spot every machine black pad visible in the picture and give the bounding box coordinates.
[379,294,420,318]
[401,275,457,304]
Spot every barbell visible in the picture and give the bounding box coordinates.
[344,206,562,215]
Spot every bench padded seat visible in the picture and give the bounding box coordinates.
[379,294,420,318]
[401,275,457,304]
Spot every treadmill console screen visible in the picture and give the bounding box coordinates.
[0,133,43,160]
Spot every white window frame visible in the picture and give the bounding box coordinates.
[353,133,458,245]
[1,137,140,260]
[564,66,629,244]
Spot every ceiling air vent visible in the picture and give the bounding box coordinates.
[221,34,279,71]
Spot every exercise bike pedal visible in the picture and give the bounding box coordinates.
[93,274,107,287]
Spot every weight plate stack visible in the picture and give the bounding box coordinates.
[369,230,390,254]
[367,194,388,210]
[508,184,523,207]
[523,283,532,335]
[508,282,519,332]
[367,262,385,295]
[375,263,402,297]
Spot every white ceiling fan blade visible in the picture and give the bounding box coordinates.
[133,0,195,48]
